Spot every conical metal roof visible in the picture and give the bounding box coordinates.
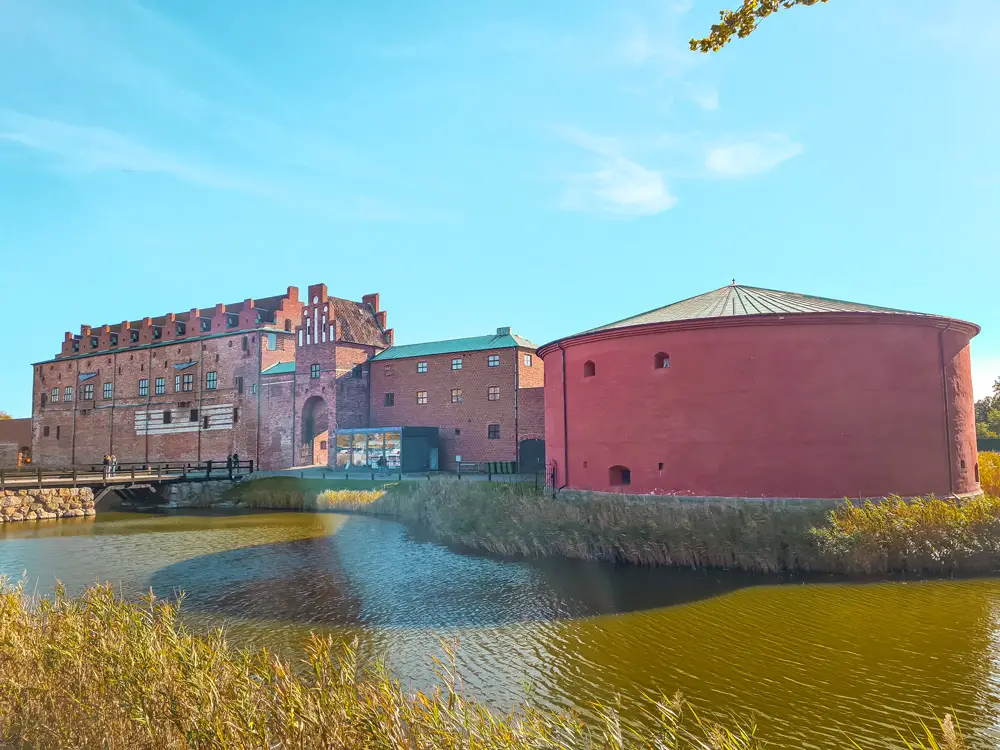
[585,284,929,334]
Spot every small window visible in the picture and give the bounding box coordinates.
[455,428,461,435]
[488,424,500,440]
[236,376,244,394]
[451,388,463,403]
[73,341,80,351]
[202,416,210,429]
[310,363,321,379]
[155,377,165,395]
[227,315,238,328]
[488,354,500,367]
[583,361,596,378]
[609,465,631,486]
[201,319,211,333]
[130,331,139,343]
[242,336,248,352]
[384,392,395,407]
[417,361,428,373]
[175,323,185,336]
[103,382,113,400]
[43,426,50,437]
[90,337,98,349]
[163,410,172,425]
[83,384,94,400]
[206,371,218,390]
[975,463,980,483]
[284,320,292,332]
[64,386,73,402]
[175,374,181,393]
[51,387,59,402]
[416,390,428,405]
[41,393,48,407]
[384,363,395,376]
[523,354,532,367]
[139,379,148,397]
[110,333,119,346]
[266,333,277,350]
[233,407,239,423]
[654,352,670,369]
[487,386,500,401]
[56,425,60,440]
[451,358,462,370]
[319,440,328,451]
[152,327,161,340]
[190,408,199,422]
[352,364,363,378]
[182,374,193,392]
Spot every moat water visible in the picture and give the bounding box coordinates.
[1,509,998,748]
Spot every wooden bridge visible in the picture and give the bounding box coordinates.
[0,460,255,491]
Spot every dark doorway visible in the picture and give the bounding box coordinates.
[301,396,330,466]
[518,439,545,473]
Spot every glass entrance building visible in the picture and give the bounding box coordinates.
[332,426,440,473]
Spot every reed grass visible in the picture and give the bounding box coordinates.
[811,493,1000,574]
[225,477,397,511]
[0,580,964,749]
[980,452,1000,496]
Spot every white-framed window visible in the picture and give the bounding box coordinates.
[416,390,428,405]
[488,386,500,401]
[206,371,218,390]
[139,379,148,397]
[103,382,113,400]
[155,377,165,395]
[64,386,73,402]
[83,384,94,400]
[50,387,59,402]
[523,353,532,367]
[451,388,463,403]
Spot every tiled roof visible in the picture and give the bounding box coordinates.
[584,285,930,334]
[372,331,536,361]
[261,362,296,375]
[332,297,389,348]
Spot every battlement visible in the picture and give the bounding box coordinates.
[57,286,304,358]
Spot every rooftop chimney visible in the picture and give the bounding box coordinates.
[496,326,511,336]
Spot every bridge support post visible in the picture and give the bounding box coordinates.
[37,467,42,489]
[130,467,135,484]
[72,468,77,488]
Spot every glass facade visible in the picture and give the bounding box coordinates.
[335,429,405,470]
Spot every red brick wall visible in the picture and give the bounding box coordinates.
[32,330,275,469]
[259,370,295,470]
[370,348,531,469]
[540,315,980,498]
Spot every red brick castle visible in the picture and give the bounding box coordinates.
[30,283,544,472]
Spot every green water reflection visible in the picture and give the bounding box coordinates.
[0,510,997,749]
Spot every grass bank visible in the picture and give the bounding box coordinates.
[225,462,1000,575]
[981,451,1000,496]
[0,581,964,749]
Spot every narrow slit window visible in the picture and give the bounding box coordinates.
[654,352,670,369]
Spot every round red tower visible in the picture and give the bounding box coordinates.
[537,285,981,499]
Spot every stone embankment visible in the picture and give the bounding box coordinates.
[160,480,237,508]
[1,488,96,523]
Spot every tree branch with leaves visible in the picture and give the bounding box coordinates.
[691,0,829,53]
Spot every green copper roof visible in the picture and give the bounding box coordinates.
[261,361,296,375]
[372,330,536,361]
[584,284,930,334]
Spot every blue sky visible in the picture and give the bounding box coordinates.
[1,0,998,417]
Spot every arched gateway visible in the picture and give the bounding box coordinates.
[300,396,329,466]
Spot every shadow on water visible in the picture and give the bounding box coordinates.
[147,512,827,629]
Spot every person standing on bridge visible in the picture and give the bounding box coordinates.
[102,455,111,481]
[111,454,118,476]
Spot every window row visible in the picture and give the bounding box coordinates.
[160,407,240,426]
[383,353,532,376]
[43,371,233,403]
[384,386,503,406]
[583,353,669,379]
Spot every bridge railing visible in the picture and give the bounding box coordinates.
[0,461,255,489]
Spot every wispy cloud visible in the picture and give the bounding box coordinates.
[0,109,270,194]
[556,127,676,217]
[705,134,804,178]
